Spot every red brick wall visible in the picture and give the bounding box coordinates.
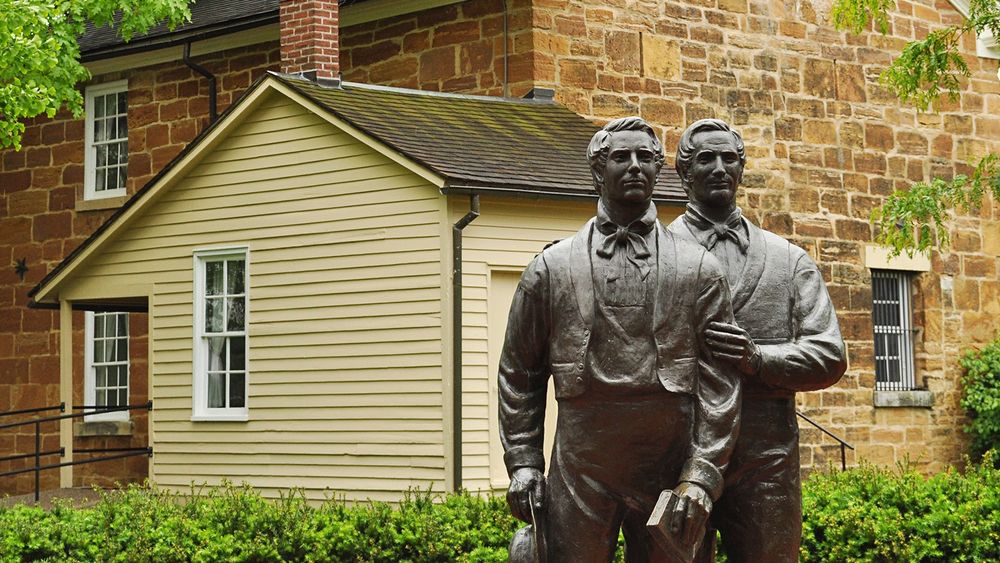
[280,0,341,80]
[340,0,534,96]
[0,41,280,496]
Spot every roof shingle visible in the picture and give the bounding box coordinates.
[278,74,686,203]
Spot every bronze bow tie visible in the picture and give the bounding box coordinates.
[596,222,652,280]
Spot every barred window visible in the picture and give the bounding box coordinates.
[871,270,917,390]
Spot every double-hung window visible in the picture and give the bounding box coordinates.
[871,270,917,391]
[193,248,249,420]
[84,312,129,421]
[84,80,128,200]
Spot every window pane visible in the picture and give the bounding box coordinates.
[117,116,128,141]
[105,94,117,116]
[94,96,106,118]
[230,337,245,371]
[97,143,108,166]
[206,297,224,332]
[96,366,108,388]
[95,169,106,192]
[117,337,127,361]
[117,92,128,115]
[227,260,245,294]
[95,119,107,143]
[96,389,108,407]
[206,261,223,295]
[229,373,246,408]
[117,365,129,389]
[207,337,226,371]
[227,297,245,331]
[117,313,128,335]
[94,314,105,338]
[115,388,127,407]
[94,338,105,363]
[208,373,226,408]
[104,338,116,362]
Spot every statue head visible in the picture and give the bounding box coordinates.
[587,117,665,211]
[675,119,746,211]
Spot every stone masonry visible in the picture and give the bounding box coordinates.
[338,0,1000,474]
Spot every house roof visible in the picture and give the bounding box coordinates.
[79,0,371,60]
[279,74,686,202]
[30,72,685,302]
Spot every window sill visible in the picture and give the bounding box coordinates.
[874,389,934,408]
[190,414,249,422]
[77,195,127,212]
[74,420,133,437]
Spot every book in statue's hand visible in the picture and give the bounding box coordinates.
[645,489,709,562]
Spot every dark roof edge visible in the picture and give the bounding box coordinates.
[29,72,277,300]
[339,80,556,105]
[443,184,688,207]
[81,15,277,62]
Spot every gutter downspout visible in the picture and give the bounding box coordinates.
[502,0,509,98]
[452,193,480,491]
[183,43,218,123]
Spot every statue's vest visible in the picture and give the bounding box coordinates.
[538,219,719,400]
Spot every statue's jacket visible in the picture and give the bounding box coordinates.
[498,218,743,500]
[667,216,847,400]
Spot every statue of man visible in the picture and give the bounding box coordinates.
[666,119,847,562]
[499,116,742,562]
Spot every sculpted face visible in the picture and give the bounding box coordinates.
[600,129,660,210]
[685,130,744,210]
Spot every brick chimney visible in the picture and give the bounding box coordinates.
[279,0,340,84]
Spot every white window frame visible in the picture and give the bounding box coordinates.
[84,79,129,201]
[192,247,250,422]
[947,0,1000,59]
[871,270,918,391]
[84,311,130,422]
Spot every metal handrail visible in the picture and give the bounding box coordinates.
[0,403,65,419]
[0,401,153,502]
[796,411,855,471]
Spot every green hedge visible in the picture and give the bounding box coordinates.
[2,458,999,562]
[800,452,1000,562]
[960,335,1000,461]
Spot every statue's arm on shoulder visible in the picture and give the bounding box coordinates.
[680,250,742,502]
[498,253,552,475]
[757,249,848,392]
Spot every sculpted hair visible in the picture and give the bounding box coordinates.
[587,117,665,192]
[674,119,746,186]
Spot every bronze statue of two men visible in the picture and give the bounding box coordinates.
[499,117,847,563]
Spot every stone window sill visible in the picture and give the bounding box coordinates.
[873,389,934,408]
[73,420,133,437]
[76,195,127,212]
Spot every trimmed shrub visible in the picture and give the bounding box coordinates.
[800,453,1000,562]
[960,335,1000,460]
[2,462,999,562]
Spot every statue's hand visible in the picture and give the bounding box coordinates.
[507,467,545,524]
[706,321,761,376]
[672,482,713,547]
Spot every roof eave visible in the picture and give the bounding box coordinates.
[441,183,688,206]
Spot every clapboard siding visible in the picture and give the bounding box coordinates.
[65,92,447,500]
[454,196,682,492]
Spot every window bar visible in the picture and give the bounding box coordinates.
[900,273,915,390]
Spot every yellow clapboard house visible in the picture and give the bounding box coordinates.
[29,73,686,502]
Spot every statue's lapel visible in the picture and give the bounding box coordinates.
[730,220,766,313]
[570,218,595,325]
[653,221,675,335]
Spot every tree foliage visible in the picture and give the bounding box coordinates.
[0,0,191,151]
[832,0,1000,256]
[960,335,1000,461]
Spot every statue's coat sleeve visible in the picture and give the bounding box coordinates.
[758,251,847,391]
[681,251,742,501]
[498,254,550,475]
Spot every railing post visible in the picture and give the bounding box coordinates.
[841,443,847,471]
[34,420,41,503]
